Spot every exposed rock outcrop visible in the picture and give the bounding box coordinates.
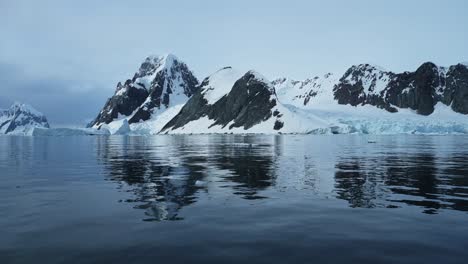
[332,62,468,115]
[162,68,284,132]
[88,54,199,128]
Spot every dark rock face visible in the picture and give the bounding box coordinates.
[333,62,468,115]
[0,103,49,134]
[162,71,279,132]
[88,54,199,128]
[90,83,149,126]
[273,120,284,130]
[446,64,468,114]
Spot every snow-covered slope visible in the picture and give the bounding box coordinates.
[0,103,50,135]
[200,67,245,105]
[273,73,337,107]
[88,54,199,132]
[161,68,329,134]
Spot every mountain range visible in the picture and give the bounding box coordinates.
[87,54,468,135]
[2,54,467,135]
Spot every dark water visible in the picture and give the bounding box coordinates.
[1,135,468,264]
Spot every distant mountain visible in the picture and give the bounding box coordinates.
[0,102,50,135]
[88,54,199,128]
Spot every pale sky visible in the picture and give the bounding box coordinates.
[1,0,467,125]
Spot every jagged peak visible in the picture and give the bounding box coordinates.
[8,102,43,117]
[438,63,467,74]
[136,53,184,78]
[348,63,388,73]
[145,53,179,64]
[341,64,391,85]
[157,53,179,68]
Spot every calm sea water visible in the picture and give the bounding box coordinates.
[1,135,468,264]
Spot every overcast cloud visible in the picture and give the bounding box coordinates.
[1,0,467,126]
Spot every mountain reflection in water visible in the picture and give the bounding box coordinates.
[93,135,468,221]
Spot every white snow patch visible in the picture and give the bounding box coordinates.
[130,104,185,135]
[201,67,244,105]
[274,73,338,107]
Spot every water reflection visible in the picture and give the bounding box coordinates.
[96,137,203,221]
[94,135,468,220]
[208,136,277,199]
[96,135,278,221]
[335,147,468,214]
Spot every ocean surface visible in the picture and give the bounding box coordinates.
[1,135,467,264]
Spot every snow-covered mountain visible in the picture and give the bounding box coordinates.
[161,67,327,134]
[88,54,199,130]
[0,103,50,135]
[273,62,468,116]
[270,62,468,134]
[85,55,468,135]
[334,62,468,115]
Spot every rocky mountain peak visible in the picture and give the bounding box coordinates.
[450,63,468,72]
[135,53,179,80]
[89,54,199,128]
[341,64,391,84]
[244,70,275,94]
[416,61,438,73]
